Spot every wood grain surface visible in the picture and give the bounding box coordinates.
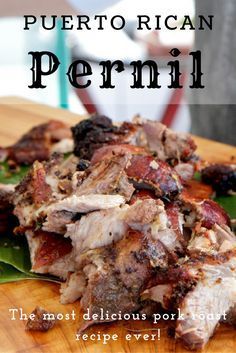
[0,97,236,353]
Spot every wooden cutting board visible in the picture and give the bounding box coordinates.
[0,97,236,353]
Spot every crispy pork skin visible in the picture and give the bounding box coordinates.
[181,197,230,232]
[180,179,213,203]
[91,148,183,198]
[126,155,182,198]
[198,200,231,229]
[26,230,74,279]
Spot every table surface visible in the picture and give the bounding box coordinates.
[0,97,236,353]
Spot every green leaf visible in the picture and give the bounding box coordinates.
[0,234,60,284]
[214,195,236,219]
[0,152,71,185]
[0,161,30,185]
[193,171,201,181]
[0,262,37,283]
[0,235,32,273]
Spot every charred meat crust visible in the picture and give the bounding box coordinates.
[72,115,197,164]
[32,230,73,269]
[72,115,138,160]
[126,155,182,198]
[6,120,71,165]
[201,164,236,195]
[79,230,165,319]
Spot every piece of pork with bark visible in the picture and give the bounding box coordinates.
[201,164,236,195]
[65,198,184,262]
[12,154,80,226]
[91,146,183,198]
[62,198,185,306]
[72,115,141,160]
[72,115,197,163]
[140,119,197,162]
[13,154,134,234]
[126,155,182,198]
[141,203,236,351]
[26,230,74,279]
[175,253,236,350]
[75,154,134,200]
[143,251,236,350]
[76,229,169,331]
[1,120,73,165]
[13,160,53,227]
[40,154,134,233]
[90,144,148,166]
[180,194,230,231]
[43,194,126,234]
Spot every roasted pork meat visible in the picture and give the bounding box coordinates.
[141,119,197,162]
[61,198,186,310]
[143,218,236,351]
[66,198,172,259]
[201,164,236,195]
[126,155,182,198]
[2,120,73,165]
[25,306,57,332]
[72,115,197,163]
[72,115,139,160]
[77,230,162,329]
[26,230,74,279]
[175,253,236,350]
[91,146,183,198]
[75,154,134,199]
[13,150,183,235]
[7,115,236,350]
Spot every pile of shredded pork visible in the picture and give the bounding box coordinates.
[3,115,236,350]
